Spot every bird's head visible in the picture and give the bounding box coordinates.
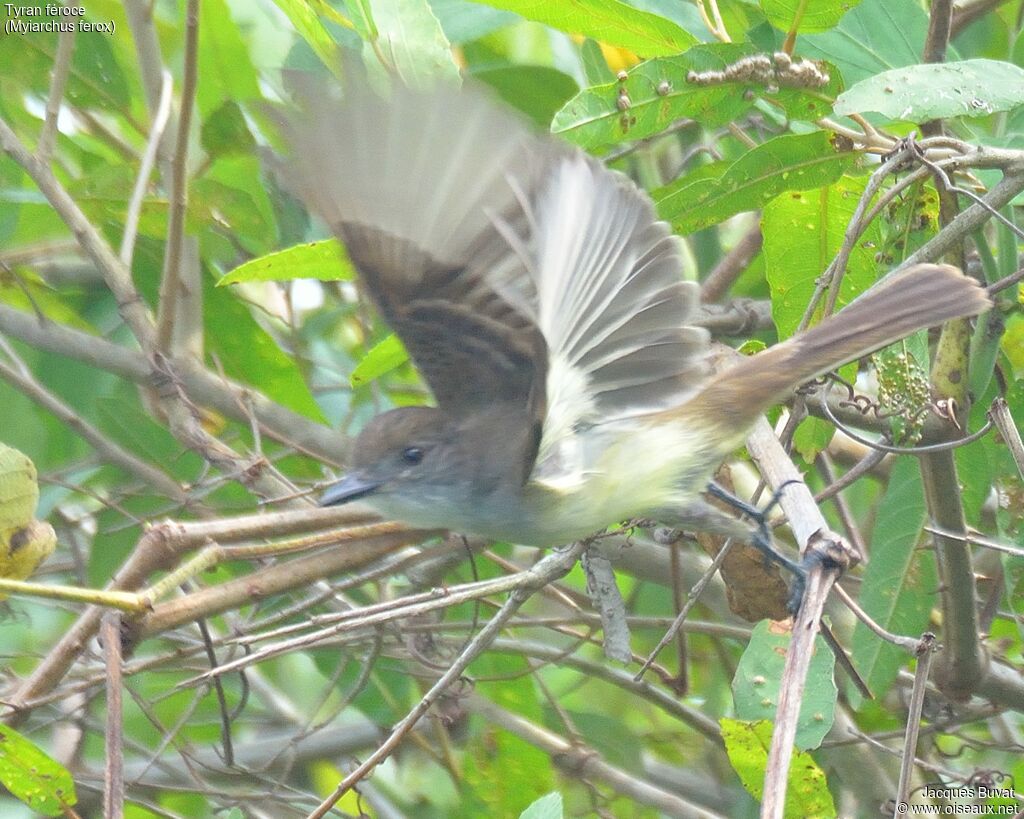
[318,402,539,535]
[319,406,455,508]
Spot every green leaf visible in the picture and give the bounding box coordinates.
[732,621,837,750]
[0,346,94,474]
[553,44,758,149]
[220,240,355,285]
[1003,312,1024,378]
[201,100,258,160]
[580,38,616,86]
[761,175,880,340]
[656,131,856,234]
[876,182,939,267]
[760,0,863,34]
[801,0,929,86]
[473,65,578,126]
[720,718,836,815]
[0,11,130,114]
[430,0,518,43]
[193,156,278,256]
[351,334,410,387]
[271,0,343,68]
[462,720,555,817]
[468,0,696,57]
[94,396,202,483]
[792,415,835,463]
[834,59,1024,122]
[0,724,77,816]
[520,791,564,819]
[953,428,991,527]
[198,0,262,115]
[1002,553,1024,647]
[851,457,935,704]
[368,0,461,84]
[203,273,328,423]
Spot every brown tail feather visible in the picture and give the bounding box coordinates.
[676,263,990,445]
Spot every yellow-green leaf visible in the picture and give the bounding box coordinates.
[219,240,354,285]
[720,718,836,815]
[469,0,695,57]
[351,334,409,387]
[0,725,77,816]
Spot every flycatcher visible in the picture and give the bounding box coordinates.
[280,80,990,574]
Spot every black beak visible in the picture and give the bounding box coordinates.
[319,473,383,506]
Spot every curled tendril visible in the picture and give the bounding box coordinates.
[815,377,995,455]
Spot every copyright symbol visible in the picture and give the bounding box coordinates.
[895,803,909,814]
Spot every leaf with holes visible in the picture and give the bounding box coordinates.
[834,59,1024,121]
[655,131,857,233]
[0,725,77,816]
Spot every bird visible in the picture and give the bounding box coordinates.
[276,76,991,596]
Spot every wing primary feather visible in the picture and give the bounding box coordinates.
[278,78,555,427]
[528,152,710,473]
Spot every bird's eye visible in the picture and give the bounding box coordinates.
[401,446,424,465]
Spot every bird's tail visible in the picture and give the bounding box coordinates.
[674,263,991,447]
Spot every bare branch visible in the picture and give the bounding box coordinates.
[38,23,75,163]
[155,0,200,355]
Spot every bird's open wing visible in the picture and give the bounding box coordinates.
[278,79,550,423]
[512,155,710,484]
[279,77,709,488]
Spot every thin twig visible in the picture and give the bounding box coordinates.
[307,541,590,817]
[745,416,853,815]
[832,586,921,652]
[990,397,1024,479]
[815,453,867,557]
[603,117,696,164]
[121,70,173,267]
[804,145,915,328]
[950,0,1009,38]
[0,115,157,349]
[987,265,1024,295]
[0,340,188,500]
[818,393,995,454]
[0,302,349,462]
[155,0,200,353]
[177,543,585,685]
[101,613,125,819]
[899,170,1024,270]
[470,695,723,817]
[813,446,888,504]
[38,22,76,163]
[923,525,1024,559]
[634,536,735,680]
[695,0,730,41]
[700,225,763,302]
[2,507,389,723]
[894,634,938,818]
[922,0,953,64]
[124,0,169,116]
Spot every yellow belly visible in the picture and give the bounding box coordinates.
[501,420,716,545]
